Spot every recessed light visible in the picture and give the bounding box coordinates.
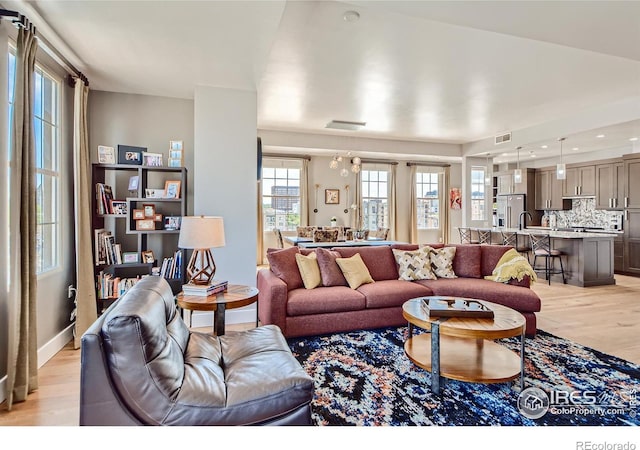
[572,147,579,151]
[630,137,638,142]
[597,134,605,138]
[343,10,360,22]
[541,145,548,149]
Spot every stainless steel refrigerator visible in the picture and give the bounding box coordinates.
[496,194,526,229]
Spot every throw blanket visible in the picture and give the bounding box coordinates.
[484,248,538,284]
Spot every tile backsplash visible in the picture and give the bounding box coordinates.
[545,198,623,230]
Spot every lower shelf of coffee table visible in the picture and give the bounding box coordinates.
[404,333,521,384]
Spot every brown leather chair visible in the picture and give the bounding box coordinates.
[80,276,313,425]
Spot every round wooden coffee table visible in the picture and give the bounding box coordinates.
[176,284,259,336]
[402,297,526,395]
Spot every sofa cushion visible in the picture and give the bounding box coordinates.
[295,252,322,289]
[287,286,366,316]
[481,245,513,277]
[357,280,433,309]
[266,246,303,290]
[392,247,436,281]
[447,244,482,279]
[315,248,348,287]
[336,253,375,289]
[415,278,541,313]
[425,246,457,278]
[334,246,398,281]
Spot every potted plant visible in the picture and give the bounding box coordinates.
[330,216,337,227]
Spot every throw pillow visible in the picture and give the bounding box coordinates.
[485,248,538,284]
[266,246,304,290]
[295,252,322,289]
[316,248,348,287]
[424,245,457,279]
[392,247,436,281]
[335,253,375,290]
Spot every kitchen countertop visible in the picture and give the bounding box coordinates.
[490,227,619,239]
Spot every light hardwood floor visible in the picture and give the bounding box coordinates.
[1,274,639,426]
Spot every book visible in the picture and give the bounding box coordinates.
[420,296,494,319]
[182,280,228,296]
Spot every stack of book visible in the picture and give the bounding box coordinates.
[96,183,114,214]
[96,272,145,299]
[159,250,183,279]
[182,280,228,296]
[94,228,122,265]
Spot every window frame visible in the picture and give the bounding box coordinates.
[361,166,389,231]
[415,170,440,230]
[261,159,302,232]
[470,166,487,221]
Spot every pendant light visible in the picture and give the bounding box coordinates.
[556,137,566,180]
[485,153,492,185]
[513,146,522,184]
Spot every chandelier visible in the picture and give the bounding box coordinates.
[330,152,361,177]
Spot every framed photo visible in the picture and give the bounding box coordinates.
[123,252,139,264]
[117,145,145,165]
[136,219,155,231]
[164,216,182,231]
[142,152,164,167]
[170,140,183,151]
[143,204,155,218]
[168,158,182,168]
[145,188,164,199]
[153,213,163,222]
[128,175,139,192]
[141,250,155,264]
[97,145,115,164]
[109,200,127,215]
[449,187,462,210]
[164,180,181,199]
[132,209,145,220]
[325,189,340,204]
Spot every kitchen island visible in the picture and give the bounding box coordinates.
[489,227,617,287]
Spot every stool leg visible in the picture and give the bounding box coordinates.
[558,255,566,284]
[546,256,550,285]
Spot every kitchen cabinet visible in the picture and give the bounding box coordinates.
[497,173,514,195]
[624,156,640,209]
[495,168,535,196]
[623,209,640,275]
[563,164,596,197]
[595,161,624,209]
[535,169,570,210]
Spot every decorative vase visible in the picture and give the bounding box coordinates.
[330,220,337,227]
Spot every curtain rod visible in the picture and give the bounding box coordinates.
[359,158,399,166]
[1,8,89,86]
[263,153,312,161]
[406,161,451,167]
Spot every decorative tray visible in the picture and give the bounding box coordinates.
[420,296,494,318]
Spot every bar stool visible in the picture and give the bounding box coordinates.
[500,230,531,262]
[477,228,492,245]
[529,234,566,285]
[458,227,479,244]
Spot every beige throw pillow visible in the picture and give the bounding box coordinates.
[336,253,375,289]
[295,252,322,289]
[392,247,437,281]
[424,246,457,278]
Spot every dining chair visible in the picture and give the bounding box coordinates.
[323,226,345,240]
[529,233,566,285]
[273,228,284,249]
[313,229,339,242]
[296,226,316,238]
[372,227,389,240]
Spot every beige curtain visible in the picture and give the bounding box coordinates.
[300,158,309,226]
[409,165,418,244]
[6,24,38,410]
[388,164,398,240]
[72,80,97,348]
[353,170,362,229]
[441,166,451,243]
[256,180,264,264]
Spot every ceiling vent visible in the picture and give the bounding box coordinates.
[326,120,366,131]
[494,131,512,145]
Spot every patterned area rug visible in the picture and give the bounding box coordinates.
[287,327,640,426]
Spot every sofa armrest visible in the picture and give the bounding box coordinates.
[257,269,289,333]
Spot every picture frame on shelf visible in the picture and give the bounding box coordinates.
[97,145,115,164]
[132,209,145,220]
[164,216,181,231]
[109,200,127,216]
[142,152,164,167]
[141,250,155,264]
[153,213,162,222]
[128,175,139,192]
[136,219,155,231]
[168,156,182,168]
[117,145,145,165]
[123,252,139,264]
[325,189,339,204]
[170,140,183,151]
[145,188,164,199]
[164,180,181,199]
[142,204,155,218]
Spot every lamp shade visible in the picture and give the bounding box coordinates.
[178,216,225,249]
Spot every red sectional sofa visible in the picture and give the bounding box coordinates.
[257,243,541,338]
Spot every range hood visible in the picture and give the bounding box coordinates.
[561,194,596,199]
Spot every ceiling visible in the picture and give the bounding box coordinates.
[4,0,640,162]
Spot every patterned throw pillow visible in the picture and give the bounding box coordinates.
[424,245,457,278]
[392,247,436,281]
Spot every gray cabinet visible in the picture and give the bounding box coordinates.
[535,169,570,210]
[563,165,595,197]
[595,161,624,209]
[497,173,514,195]
[624,157,640,209]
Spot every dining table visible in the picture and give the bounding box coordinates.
[283,236,403,248]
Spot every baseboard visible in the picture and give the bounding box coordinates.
[186,305,257,329]
[0,323,74,405]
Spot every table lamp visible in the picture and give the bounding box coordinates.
[178,216,225,285]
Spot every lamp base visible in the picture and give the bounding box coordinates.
[186,249,216,285]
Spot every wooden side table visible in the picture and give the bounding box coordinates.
[176,284,259,336]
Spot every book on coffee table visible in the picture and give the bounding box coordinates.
[420,296,494,318]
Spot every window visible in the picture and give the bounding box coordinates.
[261,160,301,232]
[416,171,439,229]
[7,50,61,274]
[471,167,486,221]
[361,168,388,230]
